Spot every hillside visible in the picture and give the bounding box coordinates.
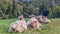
[0,18,60,34]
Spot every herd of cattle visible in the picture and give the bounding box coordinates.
[8,15,51,33]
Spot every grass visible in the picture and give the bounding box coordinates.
[0,18,60,34]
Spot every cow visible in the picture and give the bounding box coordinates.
[8,15,27,33]
[36,15,51,24]
[27,16,42,29]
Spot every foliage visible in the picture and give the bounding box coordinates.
[0,0,60,19]
[0,0,22,19]
[51,6,60,18]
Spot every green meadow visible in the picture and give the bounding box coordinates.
[0,18,60,34]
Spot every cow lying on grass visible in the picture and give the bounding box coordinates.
[8,15,27,33]
[27,16,42,29]
[36,15,51,24]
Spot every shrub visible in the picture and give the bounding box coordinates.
[2,15,9,19]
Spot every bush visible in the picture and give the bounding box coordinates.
[2,15,9,19]
[49,6,60,18]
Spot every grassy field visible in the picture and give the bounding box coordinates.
[0,18,60,34]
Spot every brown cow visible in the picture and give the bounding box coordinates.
[27,16,42,29]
